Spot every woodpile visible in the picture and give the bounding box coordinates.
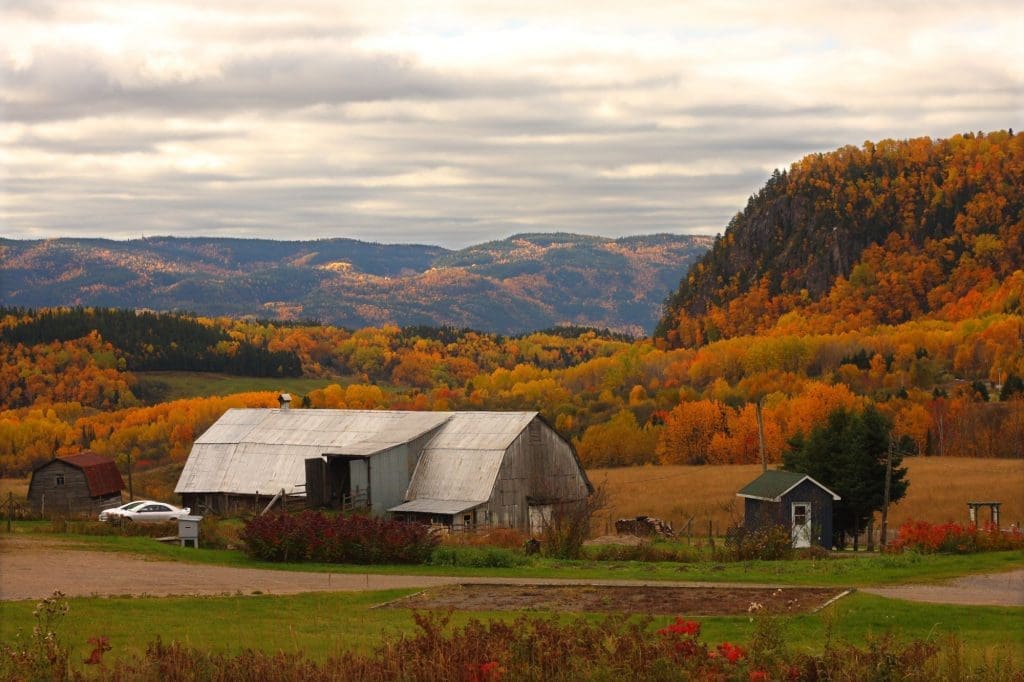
[614,515,674,538]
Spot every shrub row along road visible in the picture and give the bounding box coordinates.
[1,537,1020,607]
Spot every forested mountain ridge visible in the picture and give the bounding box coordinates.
[0,233,711,336]
[656,131,1024,346]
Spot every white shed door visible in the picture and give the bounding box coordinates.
[791,502,811,548]
[529,504,552,536]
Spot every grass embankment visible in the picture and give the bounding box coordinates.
[133,371,340,403]
[9,526,1024,587]
[1,591,1020,670]
[591,458,1024,536]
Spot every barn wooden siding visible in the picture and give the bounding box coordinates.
[484,418,591,530]
[28,460,122,517]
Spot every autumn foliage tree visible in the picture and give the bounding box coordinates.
[656,400,726,465]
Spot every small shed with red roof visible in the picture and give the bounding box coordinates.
[28,452,125,517]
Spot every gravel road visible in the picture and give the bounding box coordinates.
[2,536,1021,607]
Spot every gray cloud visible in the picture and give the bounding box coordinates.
[2,49,560,123]
[1,0,1020,247]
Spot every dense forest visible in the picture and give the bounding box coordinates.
[1,306,1020,475]
[0,308,301,403]
[657,131,1023,345]
[1,131,1021,477]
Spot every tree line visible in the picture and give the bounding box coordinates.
[0,306,1021,476]
[0,307,301,377]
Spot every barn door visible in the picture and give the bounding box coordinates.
[791,502,811,548]
[305,458,327,506]
[528,504,552,536]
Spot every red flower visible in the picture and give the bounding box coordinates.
[750,670,770,681]
[657,617,701,637]
[717,641,746,663]
[468,660,504,682]
[83,636,111,665]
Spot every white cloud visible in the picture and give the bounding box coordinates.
[1,0,1021,247]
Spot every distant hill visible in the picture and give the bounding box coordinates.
[656,131,1024,346]
[0,233,711,335]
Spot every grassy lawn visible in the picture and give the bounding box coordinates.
[133,371,342,403]
[1,591,1020,671]
[10,525,1024,587]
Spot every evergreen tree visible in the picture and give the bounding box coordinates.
[783,406,909,548]
[1000,373,1024,401]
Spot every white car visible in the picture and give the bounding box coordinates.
[99,500,155,522]
[101,501,191,523]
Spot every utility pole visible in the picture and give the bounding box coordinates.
[127,450,134,501]
[755,400,767,471]
[880,433,894,549]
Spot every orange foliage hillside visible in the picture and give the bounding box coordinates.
[658,131,1023,346]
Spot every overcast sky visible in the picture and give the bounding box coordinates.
[2,1,1021,248]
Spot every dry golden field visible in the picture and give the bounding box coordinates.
[588,458,1024,538]
[0,476,28,499]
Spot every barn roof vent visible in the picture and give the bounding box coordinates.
[278,393,292,410]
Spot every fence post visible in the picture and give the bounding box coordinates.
[6,492,13,532]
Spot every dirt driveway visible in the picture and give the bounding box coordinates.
[861,570,1024,607]
[1,536,1019,611]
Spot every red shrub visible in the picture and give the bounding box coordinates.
[889,520,1024,554]
[240,511,439,564]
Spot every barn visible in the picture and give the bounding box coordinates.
[737,470,840,549]
[28,452,125,517]
[175,402,592,533]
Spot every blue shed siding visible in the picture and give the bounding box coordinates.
[742,479,834,549]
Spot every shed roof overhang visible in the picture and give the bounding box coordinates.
[388,498,485,515]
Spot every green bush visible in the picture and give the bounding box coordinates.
[724,525,795,561]
[57,519,179,538]
[429,546,528,568]
[584,542,698,563]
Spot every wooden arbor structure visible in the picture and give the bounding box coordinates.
[967,501,1001,527]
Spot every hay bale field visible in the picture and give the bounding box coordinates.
[588,458,1024,539]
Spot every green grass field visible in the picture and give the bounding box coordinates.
[1,590,1020,671]
[13,525,1024,587]
[3,528,1022,675]
[133,371,342,403]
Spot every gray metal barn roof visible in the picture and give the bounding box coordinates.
[175,409,539,497]
[404,411,536,505]
[176,409,450,495]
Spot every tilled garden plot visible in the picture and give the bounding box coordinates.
[385,584,848,615]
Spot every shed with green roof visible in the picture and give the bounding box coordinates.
[737,470,840,549]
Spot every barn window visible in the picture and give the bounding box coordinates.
[55,474,65,486]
